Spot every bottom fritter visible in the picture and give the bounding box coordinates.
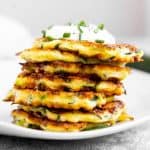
[12,110,113,132]
[12,109,119,132]
[12,101,133,132]
[19,100,126,123]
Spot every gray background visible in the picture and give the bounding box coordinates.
[0,0,150,58]
[0,0,150,37]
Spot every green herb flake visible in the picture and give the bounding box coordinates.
[102,73,107,79]
[16,119,26,126]
[96,114,102,119]
[28,124,41,129]
[68,98,76,104]
[47,36,55,41]
[40,95,47,100]
[41,108,47,116]
[54,43,60,49]
[125,52,132,55]
[41,30,46,38]
[83,123,110,131]
[56,114,61,121]
[77,20,87,40]
[78,20,87,27]
[98,24,104,30]
[103,114,109,119]
[63,32,71,38]
[27,95,33,104]
[95,39,104,43]
[40,44,44,49]
[80,57,87,64]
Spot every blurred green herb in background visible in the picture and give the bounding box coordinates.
[128,56,150,73]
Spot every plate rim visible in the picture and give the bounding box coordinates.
[0,116,150,140]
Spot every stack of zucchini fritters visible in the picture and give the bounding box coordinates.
[5,35,143,132]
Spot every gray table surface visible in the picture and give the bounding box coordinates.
[0,121,150,150]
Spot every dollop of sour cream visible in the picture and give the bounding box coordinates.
[45,24,115,44]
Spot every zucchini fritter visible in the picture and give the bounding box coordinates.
[21,62,130,81]
[12,109,112,132]
[20,100,125,123]
[15,73,125,95]
[18,48,91,63]
[5,89,113,110]
[32,38,143,63]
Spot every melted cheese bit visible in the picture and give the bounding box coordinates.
[45,23,115,44]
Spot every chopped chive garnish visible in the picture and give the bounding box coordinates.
[77,20,87,40]
[96,114,102,119]
[54,43,60,49]
[78,26,83,40]
[40,44,44,49]
[40,95,46,100]
[56,114,61,121]
[83,123,110,131]
[40,108,47,116]
[47,36,55,41]
[27,95,33,104]
[125,52,132,55]
[63,32,71,38]
[78,20,87,27]
[95,40,104,43]
[16,119,26,126]
[68,99,76,104]
[41,30,46,38]
[102,73,107,79]
[28,124,40,129]
[80,57,87,64]
[98,24,104,30]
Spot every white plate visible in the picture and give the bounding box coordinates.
[0,60,150,140]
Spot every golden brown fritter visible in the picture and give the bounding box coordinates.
[31,38,143,63]
[12,109,112,132]
[21,62,130,81]
[5,89,113,110]
[20,100,125,123]
[15,73,125,95]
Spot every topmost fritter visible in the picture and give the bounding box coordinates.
[18,21,143,63]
